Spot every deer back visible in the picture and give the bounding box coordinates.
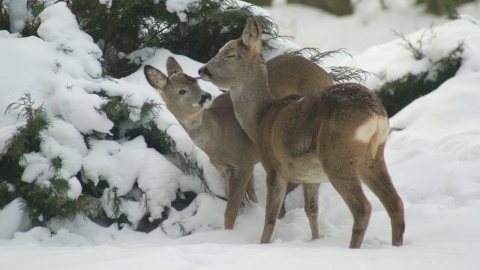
[268,55,333,97]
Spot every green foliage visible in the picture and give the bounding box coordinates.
[70,0,281,77]
[173,151,212,196]
[329,66,381,84]
[126,119,174,155]
[151,0,280,62]
[81,176,109,198]
[16,177,82,225]
[99,94,137,124]
[75,193,102,219]
[394,27,435,60]
[0,94,91,224]
[285,47,351,65]
[0,94,50,198]
[49,156,63,173]
[98,93,139,138]
[80,90,213,230]
[3,94,50,162]
[375,42,463,116]
[284,47,380,84]
[140,99,162,119]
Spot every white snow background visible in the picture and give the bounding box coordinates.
[1,0,480,269]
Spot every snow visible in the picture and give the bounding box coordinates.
[166,0,200,22]
[98,0,112,9]
[0,199,31,239]
[82,135,183,221]
[4,0,28,33]
[1,0,480,269]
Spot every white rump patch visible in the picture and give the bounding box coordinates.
[355,117,378,143]
[354,116,389,143]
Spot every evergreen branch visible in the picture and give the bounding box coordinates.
[2,94,51,162]
[285,47,352,65]
[393,25,435,60]
[328,66,382,84]
[172,152,213,197]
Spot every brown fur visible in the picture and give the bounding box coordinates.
[199,17,405,248]
[144,54,333,230]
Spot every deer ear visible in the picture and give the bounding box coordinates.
[144,65,168,90]
[166,56,183,76]
[241,16,262,55]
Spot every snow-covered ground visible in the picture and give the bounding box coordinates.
[1,0,480,269]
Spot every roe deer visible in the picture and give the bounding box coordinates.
[198,17,405,248]
[144,55,333,230]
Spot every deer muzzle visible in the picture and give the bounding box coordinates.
[198,66,212,81]
[199,92,212,108]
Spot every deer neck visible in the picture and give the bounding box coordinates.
[170,108,207,146]
[229,63,274,144]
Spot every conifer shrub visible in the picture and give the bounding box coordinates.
[77,91,212,230]
[0,94,88,224]
[0,92,214,231]
[71,0,281,77]
[374,42,463,116]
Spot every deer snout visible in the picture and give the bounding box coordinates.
[198,66,212,81]
[199,92,212,108]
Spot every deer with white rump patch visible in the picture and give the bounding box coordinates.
[198,17,405,248]
[144,55,333,230]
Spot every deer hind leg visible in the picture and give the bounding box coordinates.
[224,167,251,229]
[245,172,258,203]
[303,183,321,240]
[361,152,405,247]
[278,182,299,219]
[260,170,287,244]
[327,166,372,249]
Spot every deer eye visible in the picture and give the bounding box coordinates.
[178,89,187,95]
[224,54,236,59]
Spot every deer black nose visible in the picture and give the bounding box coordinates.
[198,66,212,78]
[199,92,212,107]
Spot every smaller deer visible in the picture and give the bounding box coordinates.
[199,17,405,248]
[144,55,333,230]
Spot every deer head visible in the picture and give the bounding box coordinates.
[144,57,212,124]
